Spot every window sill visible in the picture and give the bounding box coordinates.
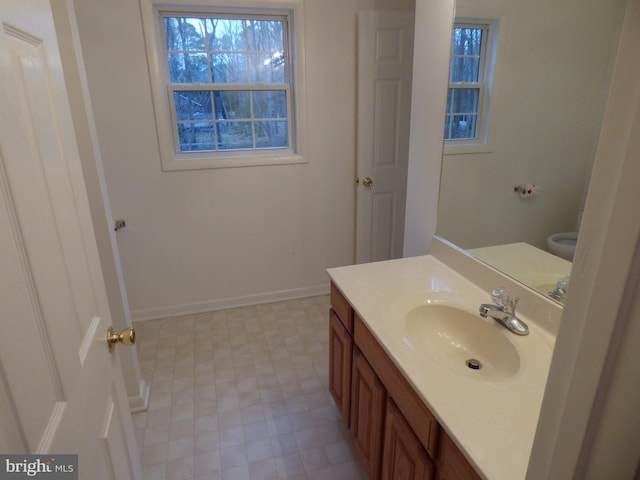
[443,142,494,156]
[161,152,307,171]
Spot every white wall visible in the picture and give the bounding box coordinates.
[72,0,414,320]
[403,0,455,257]
[437,0,626,250]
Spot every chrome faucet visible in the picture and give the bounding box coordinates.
[479,287,529,335]
[548,276,569,304]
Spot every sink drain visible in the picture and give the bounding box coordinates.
[466,359,482,370]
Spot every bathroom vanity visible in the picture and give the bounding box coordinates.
[327,238,561,480]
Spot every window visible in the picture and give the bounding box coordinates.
[444,21,496,152]
[140,1,306,170]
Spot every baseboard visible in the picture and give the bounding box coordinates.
[128,379,150,414]
[130,284,330,322]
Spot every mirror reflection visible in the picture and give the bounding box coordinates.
[436,0,628,304]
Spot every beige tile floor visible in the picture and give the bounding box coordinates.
[132,296,367,480]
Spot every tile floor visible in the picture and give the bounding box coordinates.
[132,296,367,480]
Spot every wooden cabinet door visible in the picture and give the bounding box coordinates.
[382,399,435,480]
[437,431,482,480]
[329,309,353,426]
[351,348,386,480]
[354,313,440,458]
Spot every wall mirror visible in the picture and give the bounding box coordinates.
[436,0,628,304]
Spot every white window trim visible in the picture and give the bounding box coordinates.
[140,0,308,171]
[443,18,499,156]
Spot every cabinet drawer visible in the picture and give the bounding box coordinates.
[330,282,354,333]
[354,313,440,458]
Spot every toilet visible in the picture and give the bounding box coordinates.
[547,232,578,261]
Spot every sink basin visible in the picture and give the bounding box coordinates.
[405,304,521,381]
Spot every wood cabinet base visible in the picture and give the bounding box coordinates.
[328,281,481,480]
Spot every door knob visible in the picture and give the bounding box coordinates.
[362,176,373,188]
[106,326,136,353]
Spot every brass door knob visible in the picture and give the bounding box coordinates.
[106,326,136,353]
[362,176,373,188]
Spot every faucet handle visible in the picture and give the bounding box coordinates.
[491,287,511,309]
[491,287,519,315]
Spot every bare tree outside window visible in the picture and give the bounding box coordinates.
[163,14,290,153]
[445,25,488,141]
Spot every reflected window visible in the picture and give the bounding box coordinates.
[445,22,495,144]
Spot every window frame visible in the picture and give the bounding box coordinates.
[444,19,498,155]
[140,0,307,171]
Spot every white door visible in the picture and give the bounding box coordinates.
[0,2,142,479]
[356,12,415,263]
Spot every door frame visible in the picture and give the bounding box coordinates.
[51,0,149,414]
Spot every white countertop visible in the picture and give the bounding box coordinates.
[327,254,556,480]
[469,242,571,296]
